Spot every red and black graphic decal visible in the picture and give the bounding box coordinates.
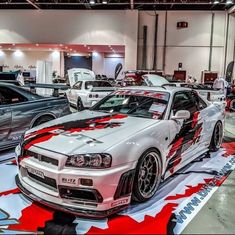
[166,112,203,174]
[21,114,127,151]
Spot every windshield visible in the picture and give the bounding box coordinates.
[92,89,170,119]
[85,81,112,89]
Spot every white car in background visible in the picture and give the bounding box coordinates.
[142,74,169,86]
[66,79,116,110]
[16,86,224,218]
[167,83,226,107]
[67,68,96,87]
[142,75,226,106]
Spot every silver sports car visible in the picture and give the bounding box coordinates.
[15,86,224,217]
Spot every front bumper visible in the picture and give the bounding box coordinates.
[16,149,136,217]
[16,175,127,218]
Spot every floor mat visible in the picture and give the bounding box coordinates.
[0,140,234,235]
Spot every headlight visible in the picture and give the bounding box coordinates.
[65,153,112,168]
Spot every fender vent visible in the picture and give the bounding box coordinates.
[114,170,135,200]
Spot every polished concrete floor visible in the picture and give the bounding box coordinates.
[183,113,235,234]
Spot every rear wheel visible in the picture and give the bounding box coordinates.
[209,121,223,152]
[132,149,162,202]
[77,98,84,111]
[32,115,55,127]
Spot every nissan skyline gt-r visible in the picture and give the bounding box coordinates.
[65,80,116,111]
[0,82,71,151]
[15,86,224,218]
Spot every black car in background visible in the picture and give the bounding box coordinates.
[0,82,71,151]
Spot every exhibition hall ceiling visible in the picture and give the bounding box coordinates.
[0,0,234,10]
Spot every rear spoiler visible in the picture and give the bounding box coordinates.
[91,87,116,92]
[23,83,70,97]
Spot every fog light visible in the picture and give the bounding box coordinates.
[81,178,93,186]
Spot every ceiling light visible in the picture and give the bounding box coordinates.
[12,43,15,46]
[36,43,39,46]
[70,48,72,51]
[0,50,4,56]
[226,0,233,3]
[8,48,11,50]
[84,44,87,47]
[65,46,68,49]
[90,0,95,4]
[213,0,219,3]
[102,0,107,4]
[52,50,60,58]
[93,51,98,57]
[59,44,63,46]
[14,50,23,57]
[88,47,90,50]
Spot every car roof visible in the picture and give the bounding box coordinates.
[119,85,192,94]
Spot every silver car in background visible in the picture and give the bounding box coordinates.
[0,82,71,152]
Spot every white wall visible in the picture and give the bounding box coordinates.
[138,11,232,82]
[92,52,104,75]
[0,50,61,75]
[104,57,125,78]
[0,10,138,71]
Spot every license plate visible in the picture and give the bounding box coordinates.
[26,166,45,179]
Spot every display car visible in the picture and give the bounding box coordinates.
[65,79,115,111]
[0,82,71,151]
[165,82,226,105]
[15,86,224,218]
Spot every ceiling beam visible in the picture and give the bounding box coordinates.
[25,0,41,10]
[1,1,229,4]
[130,0,134,9]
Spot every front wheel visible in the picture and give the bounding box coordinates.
[209,121,223,152]
[132,149,162,202]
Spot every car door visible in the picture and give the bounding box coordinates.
[167,91,200,170]
[68,81,82,105]
[0,86,30,146]
[0,90,13,148]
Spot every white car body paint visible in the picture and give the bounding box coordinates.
[68,68,95,87]
[16,86,224,216]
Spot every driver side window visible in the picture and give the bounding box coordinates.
[172,92,197,117]
[0,87,27,105]
[73,81,82,90]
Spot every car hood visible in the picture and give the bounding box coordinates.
[23,110,159,155]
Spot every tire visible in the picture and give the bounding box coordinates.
[230,99,235,111]
[32,115,55,127]
[77,98,84,111]
[132,149,162,202]
[209,121,223,152]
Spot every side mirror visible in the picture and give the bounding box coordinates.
[171,110,190,120]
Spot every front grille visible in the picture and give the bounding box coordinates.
[114,170,135,200]
[25,150,58,166]
[59,186,103,203]
[28,172,57,189]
